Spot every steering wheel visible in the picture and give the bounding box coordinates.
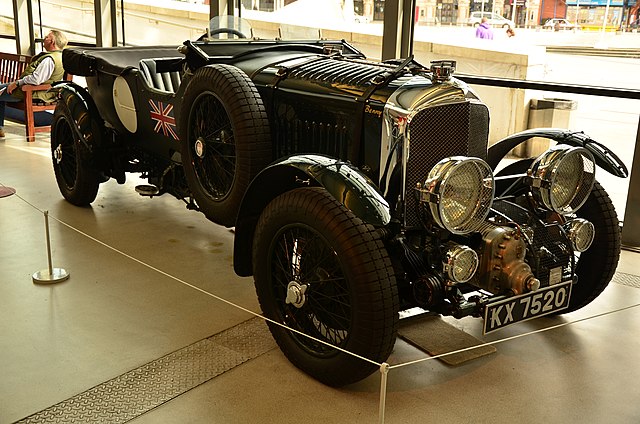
[208,28,248,39]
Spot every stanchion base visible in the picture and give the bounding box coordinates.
[32,268,70,284]
[0,186,16,198]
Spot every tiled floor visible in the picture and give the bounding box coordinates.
[2,122,640,423]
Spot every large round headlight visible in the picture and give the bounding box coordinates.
[419,157,494,234]
[528,145,595,215]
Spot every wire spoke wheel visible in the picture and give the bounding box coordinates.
[253,187,399,386]
[271,225,352,355]
[180,64,271,227]
[190,92,236,200]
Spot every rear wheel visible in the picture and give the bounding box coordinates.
[180,64,271,227]
[253,187,399,386]
[51,102,100,206]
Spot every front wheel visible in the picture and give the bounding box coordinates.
[253,188,399,386]
[568,180,621,312]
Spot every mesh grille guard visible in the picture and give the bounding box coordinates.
[404,101,490,227]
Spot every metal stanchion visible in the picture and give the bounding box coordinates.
[32,210,70,284]
[378,362,390,424]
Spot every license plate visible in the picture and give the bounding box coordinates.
[483,281,572,335]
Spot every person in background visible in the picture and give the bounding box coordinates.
[0,30,68,138]
[475,17,494,40]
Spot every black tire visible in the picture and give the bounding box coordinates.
[253,187,399,387]
[180,64,271,227]
[496,159,620,313]
[51,102,100,206]
[568,180,620,312]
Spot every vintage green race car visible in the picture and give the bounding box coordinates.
[52,17,627,386]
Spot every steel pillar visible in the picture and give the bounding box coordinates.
[381,0,415,61]
[622,117,640,249]
[14,0,35,55]
[94,0,118,47]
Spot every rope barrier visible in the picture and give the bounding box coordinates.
[5,185,382,368]
[4,180,640,423]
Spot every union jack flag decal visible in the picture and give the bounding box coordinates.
[148,99,179,140]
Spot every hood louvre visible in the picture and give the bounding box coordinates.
[288,58,389,87]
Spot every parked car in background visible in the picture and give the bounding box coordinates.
[543,18,581,30]
[353,14,370,23]
[467,11,515,28]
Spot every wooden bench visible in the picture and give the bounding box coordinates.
[0,52,72,142]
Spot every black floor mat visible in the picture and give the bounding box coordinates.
[398,315,496,366]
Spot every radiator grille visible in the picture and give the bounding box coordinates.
[405,101,489,227]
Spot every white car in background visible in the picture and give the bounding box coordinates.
[467,11,515,28]
[354,14,370,24]
[543,18,581,30]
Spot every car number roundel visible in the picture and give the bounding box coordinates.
[112,76,137,133]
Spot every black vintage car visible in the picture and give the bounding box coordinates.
[53,18,627,386]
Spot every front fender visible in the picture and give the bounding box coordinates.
[233,154,390,277]
[487,128,628,178]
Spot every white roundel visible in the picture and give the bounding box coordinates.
[113,76,137,133]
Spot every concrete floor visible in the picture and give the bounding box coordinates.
[1,122,640,424]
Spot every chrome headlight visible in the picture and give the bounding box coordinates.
[565,218,595,252]
[528,145,595,215]
[418,157,494,234]
[444,244,479,283]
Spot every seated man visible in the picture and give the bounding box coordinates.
[0,29,68,138]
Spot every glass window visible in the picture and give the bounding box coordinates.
[13,0,636,219]
[409,1,638,221]
[32,0,97,48]
[119,1,205,46]
[0,3,15,52]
